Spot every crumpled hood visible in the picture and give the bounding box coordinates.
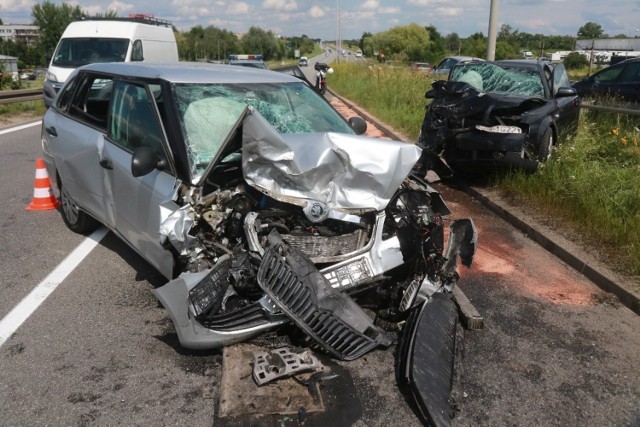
[427,80,546,120]
[241,107,422,212]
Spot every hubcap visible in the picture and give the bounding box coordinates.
[61,186,79,224]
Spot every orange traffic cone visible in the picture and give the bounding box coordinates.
[26,158,60,211]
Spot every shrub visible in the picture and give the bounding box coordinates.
[564,52,589,69]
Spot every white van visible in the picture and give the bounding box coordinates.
[43,16,178,107]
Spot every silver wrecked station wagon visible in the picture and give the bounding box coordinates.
[41,62,476,360]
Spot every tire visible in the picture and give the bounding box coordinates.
[537,126,554,162]
[59,180,100,234]
[319,83,327,95]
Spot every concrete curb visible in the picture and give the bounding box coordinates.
[330,89,640,316]
[327,88,411,142]
[464,185,640,315]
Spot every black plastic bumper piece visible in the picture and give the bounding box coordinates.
[257,231,392,361]
[397,292,458,427]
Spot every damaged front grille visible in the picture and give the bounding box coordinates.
[281,229,369,263]
[257,231,392,361]
[197,301,283,331]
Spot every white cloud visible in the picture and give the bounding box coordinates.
[434,7,463,17]
[407,0,452,5]
[262,0,297,10]
[379,7,400,14]
[0,0,33,13]
[228,2,251,14]
[309,5,326,18]
[362,0,379,9]
[106,1,134,13]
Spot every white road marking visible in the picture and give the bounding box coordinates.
[0,120,42,136]
[0,227,108,348]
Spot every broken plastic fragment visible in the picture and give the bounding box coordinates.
[252,347,322,386]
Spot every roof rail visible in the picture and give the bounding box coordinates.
[80,14,172,27]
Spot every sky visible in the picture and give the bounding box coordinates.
[1,0,639,41]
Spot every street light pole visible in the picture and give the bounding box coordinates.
[337,0,341,63]
[486,0,499,60]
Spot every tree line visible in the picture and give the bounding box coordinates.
[349,22,612,65]
[0,2,317,69]
[0,0,619,69]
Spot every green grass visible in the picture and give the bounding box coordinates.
[329,62,432,139]
[0,99,45,117]
[330,63,640,275]
[493,112,640,275]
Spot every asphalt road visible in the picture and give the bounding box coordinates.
[0,103,639,426]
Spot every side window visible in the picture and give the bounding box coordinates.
[594,64,623,83]
[108,81,165,155]
[131,40,144,62]
[55,75,79,112]
[618,62,640,83]
[68,74,113,131]
[552,64,571,96]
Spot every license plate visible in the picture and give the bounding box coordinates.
[476,125,522,134]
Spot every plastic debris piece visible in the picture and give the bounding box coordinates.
[252,347,322,386]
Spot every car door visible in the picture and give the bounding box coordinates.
[101,79,179,279]
[551,64,580,138]
[615,61,640,101]
[589,63,625,98]
[44,72,116,228]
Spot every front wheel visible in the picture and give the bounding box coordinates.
[537,127,554,162]
[60,180,100,234]
[319,83,327,95]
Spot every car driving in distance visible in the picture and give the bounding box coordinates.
[298,56,308,67]
[430,55,485,77]
[412,62,432,73]
[228,54,268,69]
[417,60,580,172]
[41,61,477,359]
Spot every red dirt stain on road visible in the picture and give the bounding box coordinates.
[330,96,601,308]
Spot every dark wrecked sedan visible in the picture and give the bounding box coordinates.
[417,60,580,172]
[41,62,476,363]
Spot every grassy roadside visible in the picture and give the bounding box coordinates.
[329,62,640,276]
[0,99,45,127]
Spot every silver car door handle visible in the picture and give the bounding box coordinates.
[45,126,57,137]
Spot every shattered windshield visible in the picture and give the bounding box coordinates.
[173,81,354,182]
[450,63,545,98]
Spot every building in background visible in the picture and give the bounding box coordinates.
[0,24,39,46]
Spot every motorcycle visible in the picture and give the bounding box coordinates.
[314,62,333,95]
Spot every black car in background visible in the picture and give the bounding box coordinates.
[417,60,581,173]
[572,57,640,103]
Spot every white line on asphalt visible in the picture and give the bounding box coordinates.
[0,120,42,136]
[0,227,108,348]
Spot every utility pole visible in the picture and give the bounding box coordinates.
[337,0,341,63]
[486,0,499,60]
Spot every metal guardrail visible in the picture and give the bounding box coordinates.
[580,101,640,116]
[2,87,639,116]
[0,88,43,105]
